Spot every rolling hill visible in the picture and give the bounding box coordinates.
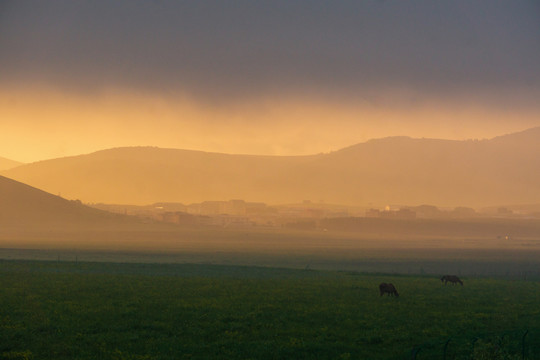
[0,156,23,171]
[2,127,540,207]
[0,175,137,230]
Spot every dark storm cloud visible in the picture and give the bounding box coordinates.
[1,0,539,102]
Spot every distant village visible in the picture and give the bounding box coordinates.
[91,199,348,228]
[89,199,540,229]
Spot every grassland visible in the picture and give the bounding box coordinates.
[1,260,539,359]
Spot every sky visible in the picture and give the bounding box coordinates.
[1,0,539,163]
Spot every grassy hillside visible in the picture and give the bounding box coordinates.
[0,175,140,230]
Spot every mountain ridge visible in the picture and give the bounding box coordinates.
[2,127,539,207]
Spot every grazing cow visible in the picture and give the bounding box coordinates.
[441,275,463,286]
[379,282,399,297]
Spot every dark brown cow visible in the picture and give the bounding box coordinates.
[441,275,463,286]
[379,282,399,297]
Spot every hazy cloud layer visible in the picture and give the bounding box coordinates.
[1,0,539,104]
[1,1,540,162]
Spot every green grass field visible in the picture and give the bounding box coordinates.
[1,260,539,359]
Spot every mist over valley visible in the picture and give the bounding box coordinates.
[2,128,540,277]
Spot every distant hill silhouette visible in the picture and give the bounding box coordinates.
[0,156,23,171]
[0,175,137,230]
[2,127,540,207]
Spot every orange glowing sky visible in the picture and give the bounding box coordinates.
[2,86,539,163]
[1,1,539,163]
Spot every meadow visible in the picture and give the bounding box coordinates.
[1,260,539,359]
